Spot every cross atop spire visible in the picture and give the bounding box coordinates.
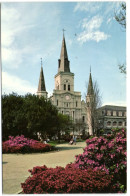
[90,66,91,73]
[41,57,43,67]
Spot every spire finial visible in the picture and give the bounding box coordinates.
[41,57,43,67]
[90,66,91,73]
[62,28,66,37]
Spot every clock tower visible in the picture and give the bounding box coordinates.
[50,34,86,124]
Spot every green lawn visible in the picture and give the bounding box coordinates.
[48,139,85,147]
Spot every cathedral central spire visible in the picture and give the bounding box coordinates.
[58,34,70,73]
[60,34,68,60]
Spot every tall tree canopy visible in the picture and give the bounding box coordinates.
[2,93,69,141]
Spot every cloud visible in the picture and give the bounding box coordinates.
[77,15,110,43]
[77,31,110,43]
[103,101,126,107]
[1,3,61,70]
[2,72,36,95]
[74,2,121,16]
[74,2,102,13]
[1,5,33,69]
[2,48,22,69]
[1,6,21,48]
[82,16,103,31]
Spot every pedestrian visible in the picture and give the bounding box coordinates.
[73,135,77,145]
[69,138,73,145]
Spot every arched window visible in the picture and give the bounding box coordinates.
[118,121,122,126]
[107,121,111,126]
[82,116,85,122]
[113,121,117,126]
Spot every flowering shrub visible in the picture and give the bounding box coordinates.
[21,164,116,194]
[75,129,126,192]
[2,135,52,153]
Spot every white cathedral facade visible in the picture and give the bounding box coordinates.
[37,35,94,136]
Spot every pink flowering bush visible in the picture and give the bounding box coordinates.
[20,129,126,193]
[21,164,116,193]
[2,135,52,153]
[75,129,126,192]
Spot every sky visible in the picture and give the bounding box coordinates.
[1,1,126,106]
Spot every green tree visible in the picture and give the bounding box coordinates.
[2,93,58,140]
[56,113,71,141]
[2,93,73,141]
[2,93,25,140]
[22,94,58,139]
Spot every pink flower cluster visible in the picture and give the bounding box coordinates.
[75,129,126,192]
[21,164,115,194]
[2,135,52,153]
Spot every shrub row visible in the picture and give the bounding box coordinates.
[21,164,118,194]
[2,135,52,153]
[75,129,126,191]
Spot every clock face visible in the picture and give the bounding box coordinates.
[65,95,70,100]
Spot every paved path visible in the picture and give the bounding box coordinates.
[2,142,86,194]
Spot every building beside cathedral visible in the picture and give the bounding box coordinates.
[37,34,126,136]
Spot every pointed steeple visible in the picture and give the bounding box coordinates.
[87,69,94,95]
[37,58,48,99]
[38,59,46,91]
[60,34,68,60]
[58,34,70,73]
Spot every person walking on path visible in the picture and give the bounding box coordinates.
[73,135,77,145]
[69,138,73,145]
